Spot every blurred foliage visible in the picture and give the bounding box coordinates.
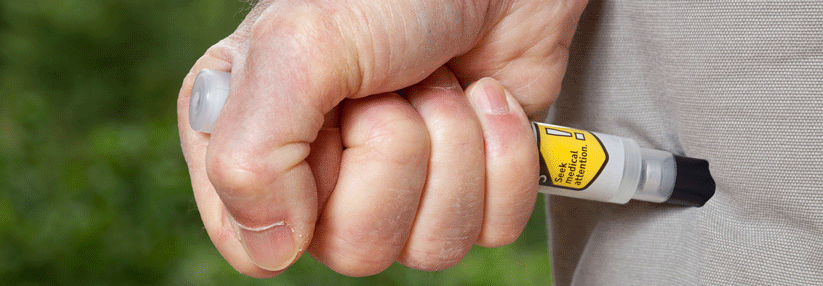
[0,0,552,285]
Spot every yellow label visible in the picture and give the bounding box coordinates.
[534,123,609,190]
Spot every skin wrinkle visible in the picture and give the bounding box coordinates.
[339,215,409,249]
[498,57,555,108]
[430,130,479,152]
[359,181,417,219]
[458,0,500,52]
[546,44,569,78]
[412,154,482,216]
[323,2,395,98]
[355,1,495,95]
[342,4,376,98]
[402,246,464,270]
[398,2,431,90]
[413,1,434,62]
[402,215,476,268]
[299,3,361,102]
[407,202,482,238]
[393,3,408,76]
[409,219,479,241]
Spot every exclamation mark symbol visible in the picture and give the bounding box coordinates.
[545,128,573,137]
[544,127,586,141]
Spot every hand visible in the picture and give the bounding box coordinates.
[177,0,587,278]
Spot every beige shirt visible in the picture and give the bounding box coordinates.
[546,1,823,285]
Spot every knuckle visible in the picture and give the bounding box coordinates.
[331,255,392,277]
[400,236,472,271]
[205,138,309,204]
[364,115,430,166]
[401,252,462,271]
[205,149,266,200]
[477,229,521,248]
[478,194,536,248]
[326,236,397,277]
[318,218,411,276]
[477,206,534,248]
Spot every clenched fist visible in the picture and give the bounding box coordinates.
[177,0,587,278]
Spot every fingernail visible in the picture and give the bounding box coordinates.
[235,222,298,271]
[472,78,510,115]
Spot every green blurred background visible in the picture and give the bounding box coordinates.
[0,1,552,284]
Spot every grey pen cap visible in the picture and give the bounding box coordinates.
[189,69,231,133]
